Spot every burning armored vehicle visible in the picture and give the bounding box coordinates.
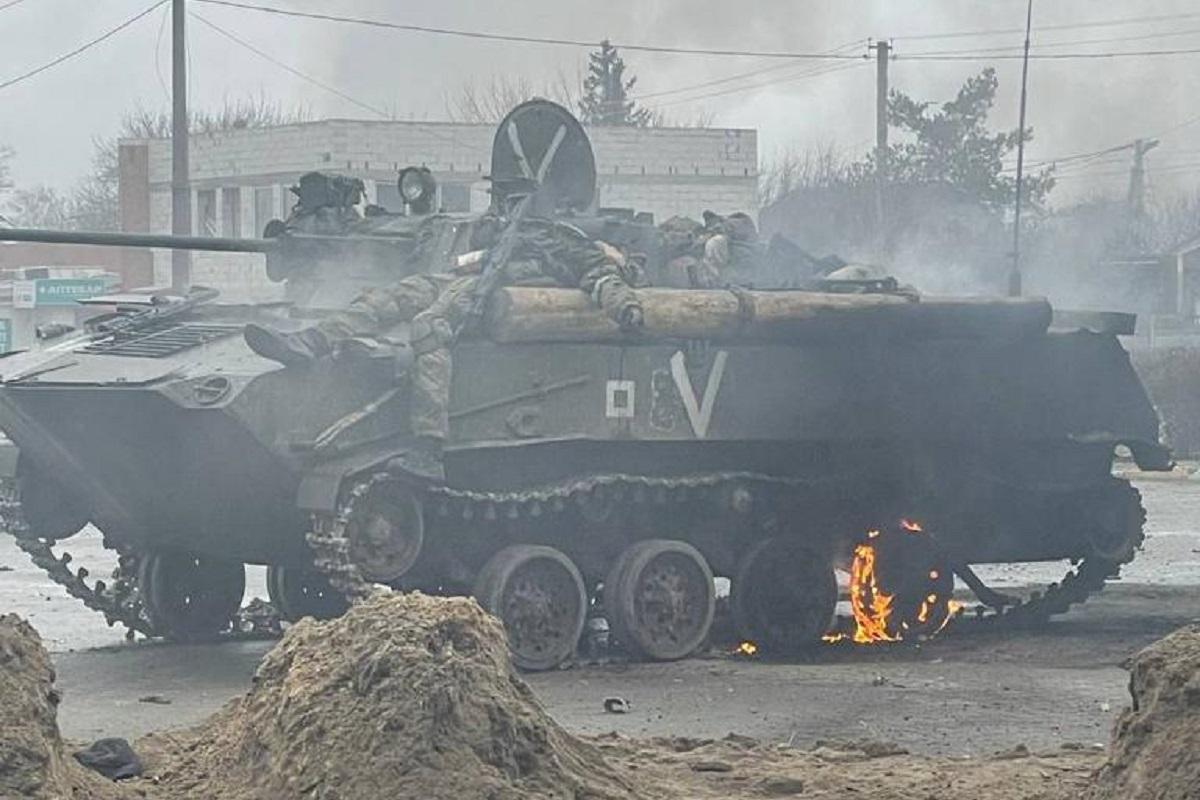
[0,101,1170,669]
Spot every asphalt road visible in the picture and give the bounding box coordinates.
[4,474,1200,755]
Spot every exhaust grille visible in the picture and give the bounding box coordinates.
[79,322,242,358]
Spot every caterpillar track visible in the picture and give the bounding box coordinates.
[1,470,1146,648]
[304,470,1149,643]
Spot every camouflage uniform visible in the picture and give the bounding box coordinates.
[314,219,643,441]
[657,211,761,288]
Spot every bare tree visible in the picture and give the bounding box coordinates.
[445,72,580,124]
[67,96,312,231]
[758,143,857,208]
[0,145,12,192]
[4,185,73,229]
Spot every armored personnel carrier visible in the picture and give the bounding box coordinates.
[0,101,1169,669]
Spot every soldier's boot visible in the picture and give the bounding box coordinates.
[243,323,333,367]
[386,436,445,484]
[618,303,644,331]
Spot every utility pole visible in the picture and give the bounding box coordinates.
[1008,0,1033,298]
[1128,137,1159,219]
[171,0,191,291]
[869,38,891,261]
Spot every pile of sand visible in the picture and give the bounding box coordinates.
[144,593,637,800]
[0,614,130,800]
[1089,624,1200,800]
[1,597,1110,800]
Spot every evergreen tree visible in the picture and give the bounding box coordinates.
[879,68,1054,211]
[578,40,653,127]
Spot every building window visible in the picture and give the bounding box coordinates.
[222,187,241,238]
[254,187,274,237]
[197,189,217,236]
[440,183,470,213]
[376,182,401,211]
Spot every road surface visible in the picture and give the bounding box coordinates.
[3,473,1199,755]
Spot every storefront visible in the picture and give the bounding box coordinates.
[0,269,118,352]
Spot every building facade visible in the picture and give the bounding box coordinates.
[118,119,758,300]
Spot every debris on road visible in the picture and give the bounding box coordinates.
[0,614,132,799]
[603,696,631,714]
[72,738,144,781]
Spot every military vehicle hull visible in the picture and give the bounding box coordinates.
[0,298,1164,656]
[0,100,1169,666]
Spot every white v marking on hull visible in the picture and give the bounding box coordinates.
[670,349,728,439]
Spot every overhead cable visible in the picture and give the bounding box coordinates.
[899,46,1200,61]
[906,25,1200,57]
[0,0,167,92]
[635,38,866,101]
[190,11,488,154]
[190,11,392,119]
[654,61,866,108]
[192,0,864,60]
[894,10,1200,41]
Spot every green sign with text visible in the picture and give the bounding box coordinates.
[13,278,109,308]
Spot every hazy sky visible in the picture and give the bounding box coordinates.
[1,0,1198,203]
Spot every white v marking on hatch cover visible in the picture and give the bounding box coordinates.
[670,350,728,439]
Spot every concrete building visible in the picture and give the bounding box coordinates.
[118,119,758,300]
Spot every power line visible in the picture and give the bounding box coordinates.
[190,11,392,119]
[635,38,866,101]
[193,0,863,60]
[900,45,1200,61]
[654,60,865,108]
[0,0,30,12]
[894,10,1200,42]
[0,0,167,92]
[906,24,1200,57]
[190,11,488,155]
[154,2,172,103]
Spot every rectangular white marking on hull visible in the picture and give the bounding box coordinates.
[606,379,636,418]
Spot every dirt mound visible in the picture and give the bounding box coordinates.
[146,592,636,800]
[0,614,130,800]
[1090,625,1200,800]
[592,734,1098,799]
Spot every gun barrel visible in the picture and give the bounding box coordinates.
[0,227,274,253]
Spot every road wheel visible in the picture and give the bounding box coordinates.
[605,539,715,661]
[732,538,836,654]
[267,565,348,622]
[473,545,588,671]
[138,551,245,641]
[345,480,424,583]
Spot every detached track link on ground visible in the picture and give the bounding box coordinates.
[308,472,1147,640]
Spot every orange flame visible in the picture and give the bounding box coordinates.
[733,640,759,656]
[849,542,900,643]
[834,519,960,646]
